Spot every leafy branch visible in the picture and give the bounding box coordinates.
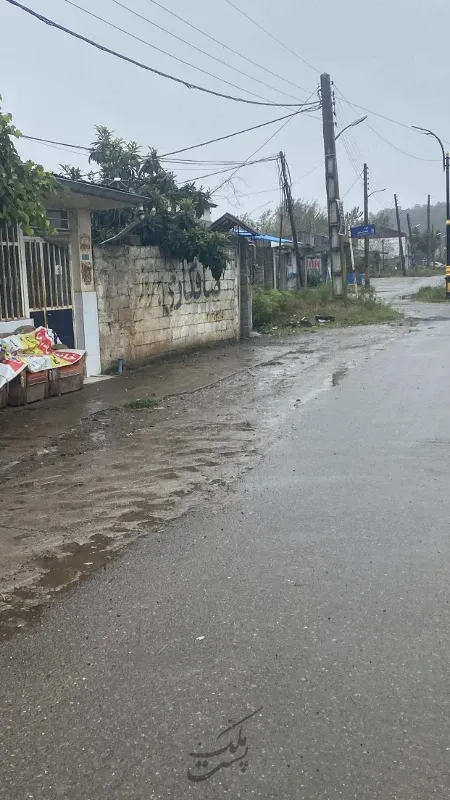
[0,96,54,234]
[60,126,228,280]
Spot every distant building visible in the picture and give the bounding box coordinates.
[354,225,411,271]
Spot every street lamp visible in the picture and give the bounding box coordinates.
[412,125,450,294]
[368,188,386,198]
[335,115,368,141]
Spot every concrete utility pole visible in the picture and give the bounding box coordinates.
[278,151,305,288]
[427,194,431,269]
[363,163,370,288]
[394,194,406,276]
[320,73,346,298]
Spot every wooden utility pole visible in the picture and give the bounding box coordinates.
[406,212,414,268]
[427,194,431,268]
[363,163,370,288]
[279,151,304,288]
[431,224,435,266]
[394,194,406,276]
[320,72,346,298]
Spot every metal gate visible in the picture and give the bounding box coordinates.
[24,238,74,347]
[0,223,24,321]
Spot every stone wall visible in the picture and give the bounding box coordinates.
[93,245,240,370]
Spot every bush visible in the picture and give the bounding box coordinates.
[252,285,401,330]
[252,286,283,328]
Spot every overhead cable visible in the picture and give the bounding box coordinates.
[60,0,301,107]
[212,112,298,195]
[179,157,277,184]
[21,107,321,163]
[107,0,305,103]
[224,0,321,75]
[160,107,320,158]
[143,0,312,95]
[6,0,307,108]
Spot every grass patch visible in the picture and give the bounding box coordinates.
[412,285,447,303]
[125,397,159,409]
[406,268,445,277]
[252,285,402,332]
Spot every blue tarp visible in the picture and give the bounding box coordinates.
[231,228,292,244]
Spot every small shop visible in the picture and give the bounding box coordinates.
[0,177,146,396]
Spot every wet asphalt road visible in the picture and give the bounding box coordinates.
[3,296,450,797]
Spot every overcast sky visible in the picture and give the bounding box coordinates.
[1,0,448,220]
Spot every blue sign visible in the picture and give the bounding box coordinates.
[350,224,376,239]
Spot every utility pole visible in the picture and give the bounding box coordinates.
[363,163,370,288]
[431,224,435,266]
[406,212,414,268]
[279,151,304,288]
[394,194,406,276]
[320,72,346,298]
[446,153,450,295]
[427,194,431,268]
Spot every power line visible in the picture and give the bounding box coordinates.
[224,0,321,75]
[342,171,363,199]
[107,0,304,104]
[334,84,440,163]
[143,0,312,96]
[160,107,320,157]
[6,0,306,108]
[212,112,298,195]
[180,156,277,184]
[335,85,450,146]
[237,161,323,197]
[60,0,301,107]
[21,134,90,151]
[365,122,440,162]
[20,106,320,163]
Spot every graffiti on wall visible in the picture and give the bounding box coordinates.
[161,263,221,315]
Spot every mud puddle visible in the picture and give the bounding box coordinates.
[0,325,402,639]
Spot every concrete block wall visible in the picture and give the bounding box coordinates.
[93,245,240,370]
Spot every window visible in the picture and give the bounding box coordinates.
[46,209,70,231]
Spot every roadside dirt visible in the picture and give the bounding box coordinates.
[0,325,406,638]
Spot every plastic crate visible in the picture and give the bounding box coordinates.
[48,358,85,397]
[8,370,49,406]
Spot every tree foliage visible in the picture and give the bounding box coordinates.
[370,209,393,228]
[370,201,446,234]
[410,228,441,260]
[243,198,328,239]
[0,96,54,234]
[60,127,228,279]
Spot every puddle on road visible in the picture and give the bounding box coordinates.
[332,366,348,386]
[0,535,117,640]
[0,403,262,640]
[0,328,400,640]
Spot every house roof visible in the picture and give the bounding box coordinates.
[211,212,303,246]
[236,231,293,245]
[49,177,149,211]
[374,225,407,239]
[209,212,260,236]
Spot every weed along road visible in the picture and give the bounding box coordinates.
[3,303,450,797]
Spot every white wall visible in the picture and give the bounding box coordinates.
[93,245,240,370]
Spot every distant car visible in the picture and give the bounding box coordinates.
[434,262,446,269]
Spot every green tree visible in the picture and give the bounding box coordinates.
[370,209,394,228]
[244,198,328,239]
[345,206,363,227]
[60,126,227,279]
[0,96,54,233]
